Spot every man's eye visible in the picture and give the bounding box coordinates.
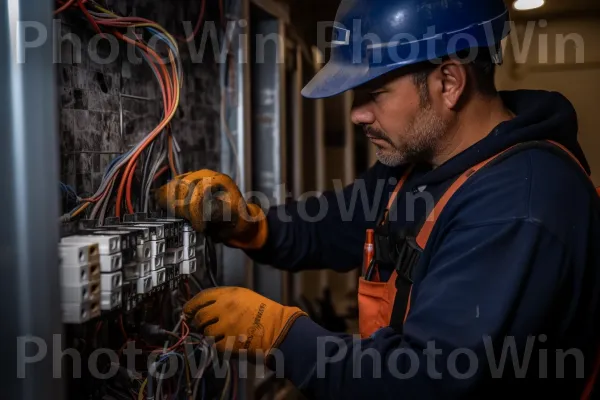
[370,92,384,100]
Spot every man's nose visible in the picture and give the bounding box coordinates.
[351,106,375,126]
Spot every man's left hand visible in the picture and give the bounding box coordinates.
[184,287,307,357]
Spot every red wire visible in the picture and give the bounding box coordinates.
[54,0,77,14]
[119,315,128,340]
[78,0,105,38]
[125,160,138,214]
[151,320,189,355]
[168,132,177,177]
[175,0,206,43]
[153,166,169,182]
[114,32,176,217]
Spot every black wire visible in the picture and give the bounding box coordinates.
[204,236,219,287]
[190,274,204,291]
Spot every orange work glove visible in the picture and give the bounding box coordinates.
[155,170,268,250]
[183,287,307,358]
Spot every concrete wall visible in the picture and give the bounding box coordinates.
[496,15,600,183]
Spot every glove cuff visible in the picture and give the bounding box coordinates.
[225,203,268,250]
[270,307,308,353]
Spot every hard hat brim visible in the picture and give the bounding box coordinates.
[301,60,402,99]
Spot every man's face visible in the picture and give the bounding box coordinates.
[351,71,451,166]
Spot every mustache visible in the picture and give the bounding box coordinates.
[364,126,392,144]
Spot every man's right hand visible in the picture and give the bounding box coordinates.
[155,170,268,250]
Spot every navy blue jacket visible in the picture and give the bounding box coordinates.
[246,90,600,399]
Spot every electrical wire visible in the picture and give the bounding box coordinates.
[145,317,185,400]
[144,151,167,213]
[174,0,207,43]
[137,379,148,400]
[54,0,77,14]
[140,140,156,210]
[57,0,183,222]
[204,236,219,287]
[219,361,231,400]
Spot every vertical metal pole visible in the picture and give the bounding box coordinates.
[221,0,254,289]
[1,1,64,399]
[251,15,287,304]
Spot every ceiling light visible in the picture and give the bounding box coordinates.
[513,0,545,11]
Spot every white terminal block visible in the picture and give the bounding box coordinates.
[133,224,164,240]
[151,268,166,287]
[165,247,184,265]
[180,258,197,275]
[150,254,164,271]
[62,282,100,303]
[59,244,91,266]
[62,303,91,324]
[183,230,197,248]
[98,253,122,272]
[107,225,150,242]
[61,235,121,255]
[183,246,196,261]
[150,239,166,256]
[93,230,131,250]
[124,260,151,279]
[101,290,122,311]
[136,242,152,261]
[101,271,123,291]
[136,276,153,294]
[60,264,89,286]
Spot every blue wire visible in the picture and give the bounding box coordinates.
[146,27,179,56]
[154,352,185,399]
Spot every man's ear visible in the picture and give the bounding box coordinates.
[438,59,467,110]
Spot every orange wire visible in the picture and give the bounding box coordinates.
[167,53,179,177]
[153,165,169,182]
[78,0,105,38]
[114,33,177,217]
[175,0,207,43]
[54,0,77,14]
[58,3,179,216]
[82,175,116,203]
[125,160,138,214]
[168,133,177,176]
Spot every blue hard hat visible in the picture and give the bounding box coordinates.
[302,0,511,99]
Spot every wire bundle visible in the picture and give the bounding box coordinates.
[57,0,184,222]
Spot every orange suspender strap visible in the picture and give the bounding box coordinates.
[415,145,517,249]
[416,139,593,251]
[398,145,519,327]
[383,165,414,221]
[546,140,590,175]
[403,140,600,398]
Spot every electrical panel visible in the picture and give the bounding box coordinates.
[53,0,241,397]
[59,214,202,322]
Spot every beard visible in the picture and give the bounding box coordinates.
[368,103,450,167]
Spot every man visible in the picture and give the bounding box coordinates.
[158,0,600,398]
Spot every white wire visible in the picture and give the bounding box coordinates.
[144,151,167,213]
[172,135,183,174]
[98,177,116,223]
